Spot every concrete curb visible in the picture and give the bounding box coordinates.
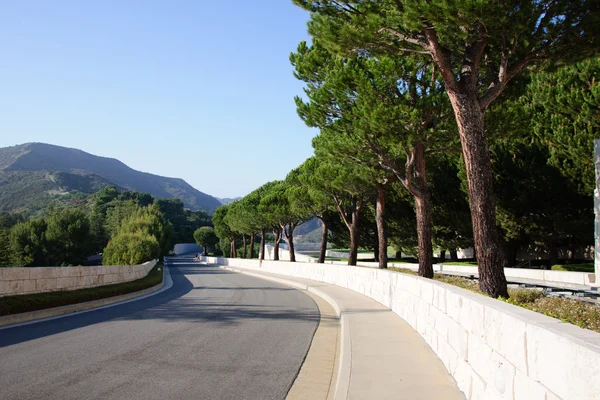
[0,265,171,329]
[219,265,349,400]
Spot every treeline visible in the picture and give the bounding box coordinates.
[213,1,599,298]
[0,186,212,267]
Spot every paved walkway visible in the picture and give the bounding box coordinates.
[217,264,465,400]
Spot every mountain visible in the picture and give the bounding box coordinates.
[0,143,222,214]
[217,197,242,205]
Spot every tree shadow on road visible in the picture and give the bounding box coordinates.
[0,263,320,347]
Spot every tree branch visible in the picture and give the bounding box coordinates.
[424,28,458,92]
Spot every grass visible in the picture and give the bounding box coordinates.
[441,261,478,266]
[0,263,164,317]
[551,263,594,273]
[388,266,600,333]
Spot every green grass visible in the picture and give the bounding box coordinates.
[0,263,163,317]
[551,263,594,273]
[329,248,372,253]
[441,261,479,266]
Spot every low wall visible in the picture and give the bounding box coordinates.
[0,260,158,297]
[323,260,597,287]
[201,256,600,400]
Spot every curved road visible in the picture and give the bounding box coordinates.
[0,259,319,400]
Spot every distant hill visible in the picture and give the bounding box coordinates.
[0,143,222,214]
[217,197,242,205]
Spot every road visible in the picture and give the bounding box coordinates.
[0,259,319,400]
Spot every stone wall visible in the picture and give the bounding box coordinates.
[0,260,157,297]
[202,256,600,400]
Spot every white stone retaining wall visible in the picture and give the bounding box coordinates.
[201,256,600,400]
[264,245,315,263]
[0,260,158,297]
[322,260,597,287]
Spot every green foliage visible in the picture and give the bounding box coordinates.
[45,209,92,266]
[193,226,218,254]
[155,198,211,243]
[527,58,600,194]
[551,264,595,273]
[102,231,160,266]
[9,218,48,267]
[0,228,11,267]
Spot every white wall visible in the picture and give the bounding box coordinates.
[0,260,158,297]
[202,256,600,400]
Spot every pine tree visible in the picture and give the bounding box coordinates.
[293,0,600,297]
[527,58,600,195]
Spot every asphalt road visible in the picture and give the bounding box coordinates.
[0,259,319,400]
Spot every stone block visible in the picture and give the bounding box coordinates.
[36,278,57,291]
[432,285,447,313]
[23,279,36,293]
[447,318,469,360]
[8,279,25,294]
[483,306,528,373]
[57,277,78,289]
[526,324,600,400]
[453,360,474,399]
[0,267,29,281]
[459,297,485,338]
[470,371,486,400]
[445,290,463,323]
[513,370,547,400]
[421,280,434,304]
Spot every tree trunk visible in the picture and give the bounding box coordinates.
[318,219,328,264]
[348,217,359,266]
[374,245,380,263]
[260,229,266,261]
[274,228,282,261]
[282,224,297,262]
[250,232,255,259]
[450,250,458,262]
[439,250,446,263]
[203,245,208,256]
[549,242,559,268]
[447,90,508,298]
[231,236,237,258]
[376,185,387,269]
[412,142,434,278]
[242,234,247,259]
[395,250,402,261]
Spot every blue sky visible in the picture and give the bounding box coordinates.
[0,1,316,198]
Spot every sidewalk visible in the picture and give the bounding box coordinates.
[217,263,465,400]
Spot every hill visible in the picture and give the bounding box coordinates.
[0,143,221,214]
[217,197,242,205]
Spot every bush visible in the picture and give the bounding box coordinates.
[551,263,594,273]
[527,297,600,332]
[102,232,160,266]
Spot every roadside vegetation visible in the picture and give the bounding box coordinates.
[211,3,599,299]
[389,267,600,333]
[0,186,212,268]
[0,262,163,317]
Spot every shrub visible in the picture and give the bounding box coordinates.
[551,264,594,273]
[102,232,160,266]
[527,297,600,332]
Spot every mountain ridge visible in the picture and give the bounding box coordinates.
[0,143,221,213]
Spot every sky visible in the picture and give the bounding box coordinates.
[0,1,317,198]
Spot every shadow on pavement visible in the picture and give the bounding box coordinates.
[0,262,319,348]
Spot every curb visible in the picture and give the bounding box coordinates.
[0,265,171,329]
[219,265,350,400]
